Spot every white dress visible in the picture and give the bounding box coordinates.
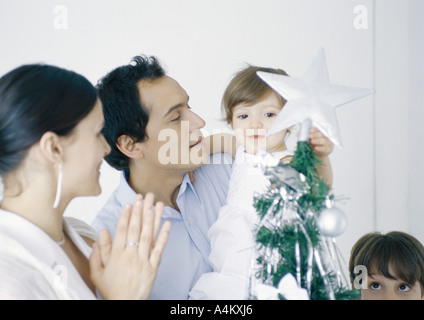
[0,209,98,300]
[189,146,294,300]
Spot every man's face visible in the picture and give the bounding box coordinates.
[137,75,207,172]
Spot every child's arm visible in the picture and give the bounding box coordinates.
[189,133,237,184]
[205,132,238,158]
[203,130,334,187]
[309,128,334,188]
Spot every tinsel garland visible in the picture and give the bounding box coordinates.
[252,140,360,300]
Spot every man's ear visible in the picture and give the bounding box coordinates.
[38,131,63,165]
[116,135,144,160]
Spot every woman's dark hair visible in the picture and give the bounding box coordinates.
[0,64,98,175]
[96,55,165,171]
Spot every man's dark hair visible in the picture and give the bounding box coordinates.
[96,55,165,171]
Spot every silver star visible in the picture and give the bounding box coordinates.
[257,48,374,148]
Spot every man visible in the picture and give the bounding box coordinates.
[92,55,232,299]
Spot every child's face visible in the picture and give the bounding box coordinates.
[231,93,287,154]
[361,266,423,300]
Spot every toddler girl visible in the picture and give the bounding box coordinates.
[190,65,334,299]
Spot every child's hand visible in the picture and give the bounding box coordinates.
[309,128,334,158]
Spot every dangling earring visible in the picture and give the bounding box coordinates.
[53,162,63,209]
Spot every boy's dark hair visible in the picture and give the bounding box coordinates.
[349,231,424,292]
[96,55,165,171]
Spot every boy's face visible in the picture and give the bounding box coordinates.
[136,76,207,171]
[231,93,288,154]
[361,265,424,300]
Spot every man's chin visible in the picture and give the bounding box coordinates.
[188,148,209,165]
[165,156,207,173]
[187,155,209,168]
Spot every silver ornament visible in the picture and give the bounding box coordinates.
[264,162,305,193]
[317,207,347,237]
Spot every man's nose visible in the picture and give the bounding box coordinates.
[188,109,206,130]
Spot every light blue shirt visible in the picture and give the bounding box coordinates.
[91,153,232,299]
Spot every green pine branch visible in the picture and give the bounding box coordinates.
[252,140,359,300]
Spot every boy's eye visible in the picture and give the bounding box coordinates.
[370,282,382,290]
[398,283,411,292]
[265,112,276,117]
[238,114,248,119]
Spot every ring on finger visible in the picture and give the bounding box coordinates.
[126,241,139,247]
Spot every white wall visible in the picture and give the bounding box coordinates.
[0,0,422,263]
[374,0,410,234]
[373,0,424,247]
[407,0,424,244]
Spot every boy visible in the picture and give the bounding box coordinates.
[349,231,424,300]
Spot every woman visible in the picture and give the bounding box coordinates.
[0,64,171,299]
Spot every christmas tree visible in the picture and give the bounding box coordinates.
[251,119,358,300]
[249,49,374,300]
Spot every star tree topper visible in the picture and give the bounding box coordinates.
[257,48,374,148]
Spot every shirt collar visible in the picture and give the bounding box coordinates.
[0,209,59,267]
[177,172,201,205]
[116,171,201,218]
[0,209,96,299]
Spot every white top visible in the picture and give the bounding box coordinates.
[0,209,97,300]
[189,147,294,300]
